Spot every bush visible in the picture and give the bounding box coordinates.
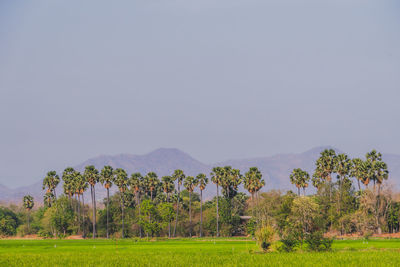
[0,207,20,236]
[305,231,332,251]
[279,236,298,252]
[246,218,257,237]
[255,225,275,252]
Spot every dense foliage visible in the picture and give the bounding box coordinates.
[2,149,398,252]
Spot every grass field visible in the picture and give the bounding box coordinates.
[0,238,400,266]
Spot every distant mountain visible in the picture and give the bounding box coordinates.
[1,147,399,204]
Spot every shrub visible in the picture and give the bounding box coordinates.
[246,218,257,237]
[279,236,298,252]
[305,231,332,251]
[255,225,275,252]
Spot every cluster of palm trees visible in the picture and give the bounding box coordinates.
[42,165,266,238]
[289,149,389,195]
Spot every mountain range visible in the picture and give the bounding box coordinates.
[1,147,399,205]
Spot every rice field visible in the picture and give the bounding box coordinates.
[0,238,399,266]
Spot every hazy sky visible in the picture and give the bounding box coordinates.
[0,0,399,187]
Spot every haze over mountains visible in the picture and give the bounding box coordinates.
[2,147,400,205]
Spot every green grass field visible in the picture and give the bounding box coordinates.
[0,238,400,266]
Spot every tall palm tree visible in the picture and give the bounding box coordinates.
[75,171,88,237]
[43,192,55,208]
[145,172,159,201]
[184,176,199,237]
[196,173,208,237]
[366,150,389,193]
[172,169,185,237]
[351,158,368,191]
[314,149,336,228]
[42,171,60,200]
[211,167,223,237]
[62,167,76,205]
[290,168,310,196]
[130,172,143,237]
[161,176,175,237]
[23,195,34,232]
[84,165,99,239]
[365,150,389,234]
[244,167,263,215]
[99,165,115,239]
[334,153,351,227]
[114,168,128,238]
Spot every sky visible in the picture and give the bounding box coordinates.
[0,0,399,188]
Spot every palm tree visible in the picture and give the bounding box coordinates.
[290,168,310,196]
[334,153,351,227]
[184,176,199,237]
[75,171,88,237]
[365,150,389,234]
[43,192,55,208]
[144,172,159,201]
[114,168,128,238]
[366,150,389,193]
[196,173,208,237]
[351,158,368,191]
[130,172,143,237]
[23,195,34,232]
[172,169,185,237]
[99,165,115,239]
[161,176,175,237]
[211,167,223,237]
[314,149,336,228]
[62,167,76,204]
[42,171,60,200]
[84,165,99,239]
[244,167,262,215]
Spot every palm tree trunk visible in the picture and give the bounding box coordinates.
[107,188,110,239]
[27,210,30,233]
[167,193,171,238]
[91,185,95,239]
[82,194,85,238]
[77,194,80,233]
[189,191,192,237]
[53,189,57,200]
[357,179,361,191]
[251,192,255,217]
[216,184,219,237]
[200,190,203,238]
[138,193,142,238]
[174,184,180,237]
[298,187,300,196]
[121,193,125,239]
[94,186,97,238]
[303,187,305,196]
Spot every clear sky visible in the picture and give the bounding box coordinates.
[0,0,399,188]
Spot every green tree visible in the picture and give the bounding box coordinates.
[161,175,175,237]
[211,167,223,237]
[184,176,199,237]
[114,168,128,238]
[42,171,60,200]
[83,165,99,238]
[0,207,20,236]
[172,169,185,237]
[197,173,208,237]
[23,195,34,232]
[290,168,310,196]
[351,158,368,191]
[130,172,143,237]
[146,172,159,201]
[100,165,115,238]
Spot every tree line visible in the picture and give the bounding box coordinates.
[1,148,397,244]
